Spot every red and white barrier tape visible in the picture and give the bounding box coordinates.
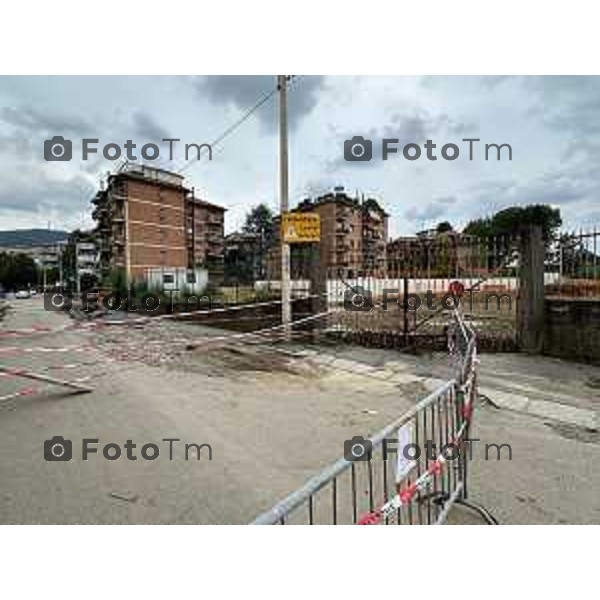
[185,311,330,350]
[0,294,321,338]
[0,344,95,356]
[0,320,99,339]
[0,386,39,403]
[357,382,475,525]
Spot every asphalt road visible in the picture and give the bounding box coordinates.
[0,298,413,523]
[1,297,599,524]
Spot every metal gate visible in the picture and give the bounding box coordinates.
[325,233,520,352]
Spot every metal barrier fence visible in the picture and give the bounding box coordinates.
[251,308,492,525]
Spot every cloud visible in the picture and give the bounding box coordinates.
[522,76,600,161]
[0,169,94,215]
[194,75,325,132]
[475,173,588,210]
[479,76,513,89]
[1,105,92,137]
[0,132,35,159]
[405,196,456,222]
[457,171,595,231]
[380,112,433,144]
[298,177,342,199]
[2,75,600,238]
[131,111,171,141]
[326,110,446,172]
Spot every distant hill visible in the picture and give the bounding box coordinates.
[0,229,70,248]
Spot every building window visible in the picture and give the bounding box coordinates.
[163,273,174,284]
[186,272,196,284]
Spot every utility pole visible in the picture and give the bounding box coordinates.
[278,75,291,336]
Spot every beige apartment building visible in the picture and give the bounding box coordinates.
[266,188,388,279]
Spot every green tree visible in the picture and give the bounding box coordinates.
[241,203,275,279]
[464,204,562,242]
[463,218,492,238]
[0,252,39,290]
[243,204,275,238]
[436,221,453,234]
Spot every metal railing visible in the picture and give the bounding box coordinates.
[546,228,600,298]
[251,308,492,525]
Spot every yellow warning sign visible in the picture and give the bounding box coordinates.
[281,212,320,243]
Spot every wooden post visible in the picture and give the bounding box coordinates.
[517,225,545,353]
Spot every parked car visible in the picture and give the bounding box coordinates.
[15,290,31,299]
[29,289,37,296]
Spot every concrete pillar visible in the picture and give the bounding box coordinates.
[310,242,327,338]
[517,226,545,353]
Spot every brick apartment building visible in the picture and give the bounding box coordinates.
[186,196,226,280]
[387,229,482,278]
[92,164,225,284]
[266,188,389,279]
[93,164,187,283]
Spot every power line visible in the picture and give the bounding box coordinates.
[177,75,298,175]
[92,76,299,183]
[86,77,300,226]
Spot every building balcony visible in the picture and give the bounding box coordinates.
[336,226,352,235]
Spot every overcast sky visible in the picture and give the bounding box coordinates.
[0,75,598,237]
